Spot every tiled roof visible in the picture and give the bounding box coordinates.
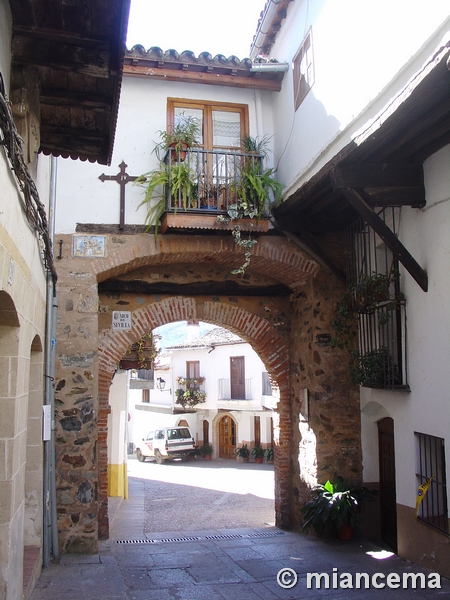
[166,327,244,350]
[123,46,286,91]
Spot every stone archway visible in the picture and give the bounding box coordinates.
[55,231,363,553]
[97,296,291,536]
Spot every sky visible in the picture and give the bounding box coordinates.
[126,0,267,59]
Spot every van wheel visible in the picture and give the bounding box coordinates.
[154,450,164,465]
[136,449,146,462]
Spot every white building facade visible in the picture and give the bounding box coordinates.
[128,325,276,460]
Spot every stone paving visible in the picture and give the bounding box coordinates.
[30,459,450,599]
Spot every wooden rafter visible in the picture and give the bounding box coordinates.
[335,187,428,292]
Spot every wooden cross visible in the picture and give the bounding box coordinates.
[99,161,138,229]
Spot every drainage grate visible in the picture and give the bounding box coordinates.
[247,530,285,538]
[114,531,285,545]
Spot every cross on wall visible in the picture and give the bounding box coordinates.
[98,161,138,229]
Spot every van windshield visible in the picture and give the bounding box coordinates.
[168,428,191,440]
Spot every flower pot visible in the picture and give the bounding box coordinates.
[255,457,264,464]
[338,523,354,541]
[204,454,211,461]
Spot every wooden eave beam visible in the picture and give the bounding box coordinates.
[273,223,346,282]
[331,163,425,208]
[39,89,112,110]
[335,187,428,292]
[11,34,111,78]
[123,64,282,91]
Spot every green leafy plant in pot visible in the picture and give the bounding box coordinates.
[153,113,201,161]
[264,447,274,463]
[236,443,250,461]
[199,443,213,460]
[251,444,265,463]
[134,114,200,233]
[349,347,400,389]
[301,475,378,540]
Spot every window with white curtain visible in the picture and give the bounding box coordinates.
[168,98,248,151]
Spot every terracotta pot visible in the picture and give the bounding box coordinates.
[204,454,211,461]
[338,523,354,541]
[256,457,264,464]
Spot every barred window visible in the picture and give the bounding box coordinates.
[345,211,407,390]
[415,432,448,533]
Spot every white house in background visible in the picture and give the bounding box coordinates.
[128,324,277,459]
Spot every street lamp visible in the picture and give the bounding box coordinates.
[157,377,171,393]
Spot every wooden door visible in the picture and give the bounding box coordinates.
[230,356,245,399]
[378,417,397,551]
[219,416,236,459]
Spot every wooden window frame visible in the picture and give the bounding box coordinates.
[167,98,249,151]
[293,28,314,111]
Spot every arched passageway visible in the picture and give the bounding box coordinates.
[98,297,291,537]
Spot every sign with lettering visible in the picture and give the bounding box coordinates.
[112,311,132,330]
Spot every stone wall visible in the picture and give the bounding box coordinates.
[53,230,362,549]
[288,240,362,530]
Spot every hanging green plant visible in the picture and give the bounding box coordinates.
[127,333,158,370]
[348,347,400,389]
[330,271,404,349]
[215,135,284,275]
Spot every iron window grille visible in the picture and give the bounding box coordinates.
[415,432,448,534]
[346,209,408,389]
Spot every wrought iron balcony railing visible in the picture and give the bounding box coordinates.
[165,147,264,214]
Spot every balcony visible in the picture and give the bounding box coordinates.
[174,376,206,410]
[138,147,276,234]
[217,378,253,409]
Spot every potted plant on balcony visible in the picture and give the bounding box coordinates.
[330,271,404,350]
[348,347,400,389]
[251,444,265,464]
[236,443,250,462]
[301,475,377,540]
[154,113,201,161]
[134,114,200,233]
[199,442,213,460]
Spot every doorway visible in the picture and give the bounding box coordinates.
[378,417,397,551]
[219,415,236,458]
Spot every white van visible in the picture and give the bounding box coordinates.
[135,426,195,464]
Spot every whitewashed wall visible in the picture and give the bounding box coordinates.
[360,143,450,508]
[267,0,450,196]
[55,77,274,233]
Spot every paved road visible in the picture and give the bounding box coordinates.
[121,456,275,536]
[30,459,450,599]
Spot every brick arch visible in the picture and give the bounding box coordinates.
[97,296,292,534]
[88,234,319,289]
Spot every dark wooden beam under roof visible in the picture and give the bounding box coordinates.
[9,0,131,165]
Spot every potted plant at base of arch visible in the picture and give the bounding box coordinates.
[300,476,378,541]
[236,444,250,462]
[199,443,213,460]
[264,447,274,464]
[251,444,265,464]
